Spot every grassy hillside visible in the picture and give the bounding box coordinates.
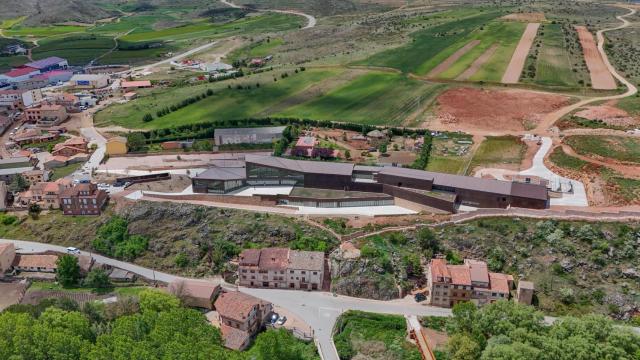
[565,135,640,164]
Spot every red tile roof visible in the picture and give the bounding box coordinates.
[239,249,261,266]
[431,258,449,280]
[169,279,219,300]
[448,265,471,286]
[214,291,266,323]
[489,272,510,294]
[121,80,151,88]
[14,254,58,269]
[258,248,289,271]
[4,66,38,78]
[464,259,489,284]
[220,324,251,350]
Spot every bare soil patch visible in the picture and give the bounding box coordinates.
[456,44,498,81]
[574,101,639,127]
[501,12,546,22]
[431,87,571,132]
[575,26,617,90]
[427,40,480,78]
[502,23,540,84]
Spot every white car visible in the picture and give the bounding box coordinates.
[66,247,80,254]
[276,316,287,325]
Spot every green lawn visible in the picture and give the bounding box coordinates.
[333,311,421,360]
[533,24,578,87]
[230,37,284,60]
[359,10,502,75]
[426,156,468,174]
[468,135,526,173]
[277,71,447,125]
[95,68,342,129]
[437,20,526,80]
[50,163,82,181]
[565,135,640,164]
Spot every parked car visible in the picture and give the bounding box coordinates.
[270,313,279,324]
[276,316,287,325]
[66,247,80,254]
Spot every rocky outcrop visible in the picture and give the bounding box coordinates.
[330,247,399,300]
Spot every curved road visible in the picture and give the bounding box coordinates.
[535,6,638,134]
[220,0,317,29]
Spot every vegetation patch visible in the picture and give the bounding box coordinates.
[468,135,526,173]
[278,72,446,125]
[333,311,421,360]
[565,135,640,164]
[549,146,589,171]
[32,34,114,66]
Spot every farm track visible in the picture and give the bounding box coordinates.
[426,40,480,78]
[220,0,317,29]
[455,44,498,81]
[502,23,540,84]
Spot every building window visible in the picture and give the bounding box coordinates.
[313,272,317,275]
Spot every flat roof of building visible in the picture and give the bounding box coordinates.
[195,166,246,181]
[25,57,66,69]
[214,126,286,137]
[245,154,354,176]
[289,250,324,271]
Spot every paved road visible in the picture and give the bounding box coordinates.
[220,0,317,29]
[0,239,179,283]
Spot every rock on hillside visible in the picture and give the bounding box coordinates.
[330,246,399,300]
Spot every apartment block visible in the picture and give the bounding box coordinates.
[238,247,324,291]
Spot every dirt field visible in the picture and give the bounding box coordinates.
[575,26,617,90]
[456,44,498,81]
[501,12,546,22]
[0,283,27,311]
[427,40,480,78]
[429,87,571,132]
[573,101,639,127]
[502,23,540,84]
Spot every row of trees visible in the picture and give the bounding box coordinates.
[0,289,318,360]
[444,300,640,360]
[91,216,149,261]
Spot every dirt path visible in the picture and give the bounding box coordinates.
[456,44,498,81]
[220,0,317,29]
[427,40,480,78]
[575,25,617,90]
[534,6,638,134]
[502,23,540,84]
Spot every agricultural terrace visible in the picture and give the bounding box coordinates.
[430,20,527,82]
[358,10,503,75]
[564,135,640,165]
[31,35,114,65]
[276,71,447,125]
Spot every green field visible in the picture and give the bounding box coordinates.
[359,10,502,75]
[120,13,302,42]
[437,20,526,80]
[533,24,578,87]
[468,135,526,173]
[549,146,589,171]
[426,156,468,174]
[0,55,28,72]
[32,35,114,65]
[5,24,88,38]
[616,95,640,115]
[230,37,284,60]
[277,72,447,125]
[565,135,640,164]
[95,68,342,129]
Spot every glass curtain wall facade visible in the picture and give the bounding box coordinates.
[193,179,244,194]
[246,163,304,186]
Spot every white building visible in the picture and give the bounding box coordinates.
[70,74,110,89]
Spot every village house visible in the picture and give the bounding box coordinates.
[0,243,16,273]
[0,89,42,109]
[70,74,110,89]
[25,104,69,126]
[169,279,221,310]
[10,128,60,145]
[60,183,108,215]
[52,137,88,157]
[43,155,69,169]
[425,258,528,308]
[13,254,58,273]
[0,157,34,182]
[238,248,325,291]
[21,169,48,184]
[214,291,273,350]
[16,179,72,209]
[121,80,152,91]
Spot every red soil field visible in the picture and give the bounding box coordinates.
[575,26,617,90]
[432,87,571,132]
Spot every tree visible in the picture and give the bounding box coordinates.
[84,268,111,288]
[417,227,439,254]
[344,149,351,159]
[138,289,180,313]
[448,334,481,360]
[56,254,81,287]
[9,174,29,192]
[126,132,147,152]
[28,203,41,219]
[378,143,387,154]
[142,113,153,122]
